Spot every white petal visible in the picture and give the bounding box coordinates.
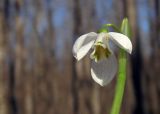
[108,32,132,54]
[73,32,97,61]
[94,32,108,48]
[91,54,117,86]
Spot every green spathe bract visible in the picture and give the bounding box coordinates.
[121,18,132,37]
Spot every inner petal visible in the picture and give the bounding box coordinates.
[90,45,111,62]
[90,33,113,62]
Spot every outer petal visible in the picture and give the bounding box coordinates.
[108,32,132,54]
[91,54,117,86]
[72,32,97,60]
[73,32,97,61]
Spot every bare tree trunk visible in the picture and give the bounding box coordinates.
[0,0,11,114]
[71,0,82,113]
[118,1,138,114]
[142,0,160,114]
[0,8,8,114]
[15,7,26,114]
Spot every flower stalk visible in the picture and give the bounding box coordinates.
[110,18,131,114]
[110,49,127,114]
[103,24,121,33]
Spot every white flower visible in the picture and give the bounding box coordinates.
[72,32,132,86]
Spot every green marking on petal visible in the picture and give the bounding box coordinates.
[90,45,111,62]
[97,42,104,45]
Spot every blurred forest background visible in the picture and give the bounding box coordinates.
[0,0,160,114]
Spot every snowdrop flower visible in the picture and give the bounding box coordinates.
[72,32,132,86]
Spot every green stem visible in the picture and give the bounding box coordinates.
[110,18,131,114]
[110,49,127,114]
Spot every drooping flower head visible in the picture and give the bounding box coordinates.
[72,32,132,86]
